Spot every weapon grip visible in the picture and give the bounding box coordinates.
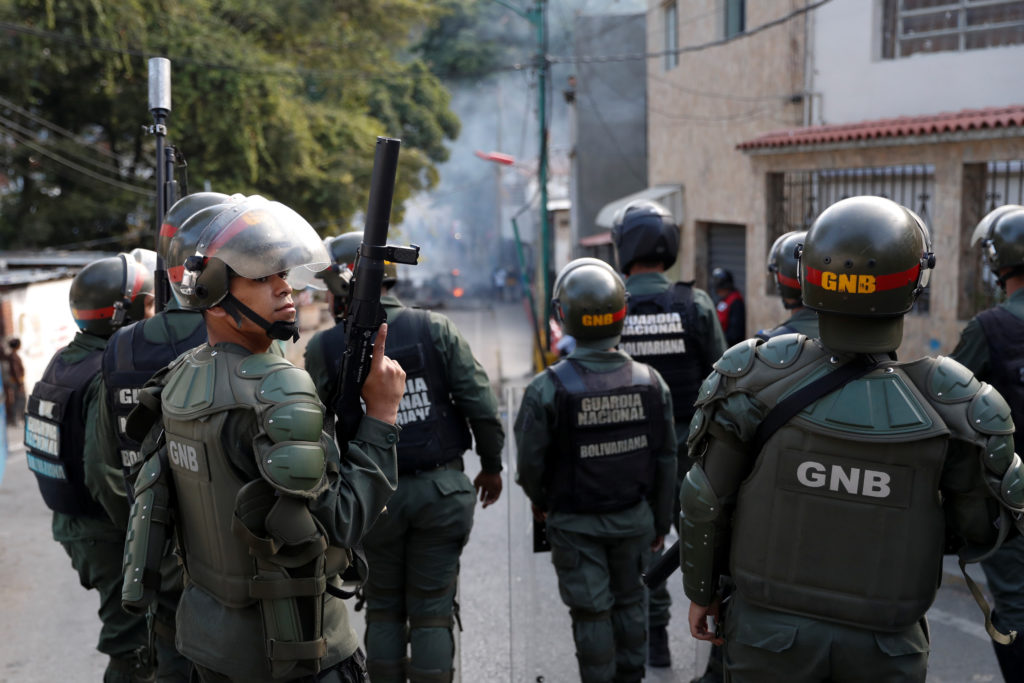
[642,538,681,588]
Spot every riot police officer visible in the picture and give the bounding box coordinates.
[610,200,725,668]
[951,204,1024,680]
[756,230,819,340]
[305,232,505,683]
[84,193,242,682]
[120,195,406,683]
[710,267,745,346]
[25,254,155,682]
[681,196,1024,682]
[515,258,677,683]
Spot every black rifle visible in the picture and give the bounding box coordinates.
[331,137,419,445]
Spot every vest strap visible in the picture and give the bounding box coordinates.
[249,574,327,600]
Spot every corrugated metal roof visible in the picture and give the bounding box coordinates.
[738,105,1024,151]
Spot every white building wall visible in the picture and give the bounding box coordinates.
[8,278,77,392]
[813,0,1024,124]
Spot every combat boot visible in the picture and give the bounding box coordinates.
[648,624,671,668]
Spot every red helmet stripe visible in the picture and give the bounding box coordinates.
[804,267,824,286]
[159,222,177,238]
[612,306,627,322]
[73,306,115,320]
[130,265,146,298]
[205,214,252,257]
[777,273,800,289]
[168,265,184,283]
[875,264,921,291]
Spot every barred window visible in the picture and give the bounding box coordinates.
[881,0,1024,59]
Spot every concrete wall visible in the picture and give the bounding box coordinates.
[646,0,806,306]
[5,278,77,392]
[572,13,649,251]
[745,135,1024,358]
[813,0,1024,124]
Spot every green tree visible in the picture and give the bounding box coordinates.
[0,0,459,249]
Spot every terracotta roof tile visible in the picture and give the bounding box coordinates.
[738,105,1024,150]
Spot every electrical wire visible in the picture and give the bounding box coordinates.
[0,95,126,162]
[0,114,137,181]
[1,123,154,196]
[548,0,833,65]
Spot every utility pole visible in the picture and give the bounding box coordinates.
[493,0,551,357]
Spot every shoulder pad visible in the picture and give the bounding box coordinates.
[133,449,165,496]
[984,434,1016,476]
[1000,455,1024,509]
[694,371,723,407]
[263,399,324,443]
[257,365,319,405]
[237,352,292,380]
[162,351,216,413]
[928,356,981,404]
[968,383,1015,436]
[257,441,327,497]
[713,338,759,377]
[755,333,806,369]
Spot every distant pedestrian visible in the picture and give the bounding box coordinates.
[4,338,25,426]
[711,267,745,346]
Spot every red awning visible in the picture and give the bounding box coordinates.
[738,105,1024,151]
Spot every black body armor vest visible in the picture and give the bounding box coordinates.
[385,309,471,474]
[320,310,472,473]
[977,307,1024,452]
[619,283,706,424]
[24,348,106,516]
[546,358,663,513]
[103,316,206,468]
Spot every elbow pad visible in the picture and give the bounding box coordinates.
[679,464,723,605]
[122,450,172,613]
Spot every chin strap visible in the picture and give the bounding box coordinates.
[782,299,803,310]
[219,293,300,343]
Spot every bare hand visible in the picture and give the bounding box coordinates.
[651,534,665,553]
[688,599,725,645]
[473,471,503,508]
[530,503,547,522]
[361,324,406,424]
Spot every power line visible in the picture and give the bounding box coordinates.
[548,0,832,65]
[0,113,137,181]
[0,95,126,162]
[1,123,155,196]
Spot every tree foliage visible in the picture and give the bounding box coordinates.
[0,0,460,249]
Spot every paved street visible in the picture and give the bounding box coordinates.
[0,300,1005,681]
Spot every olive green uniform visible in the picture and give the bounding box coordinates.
[53,331,153,682]
[515,346,676,683]
[85,308,209,682]
[135,342,397,682]
[622,272,724,633]
[682,335,1018,682]
[758,307,820,339]
[951,287,1024,673]
[305,294,505,682]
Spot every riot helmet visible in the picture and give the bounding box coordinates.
[711,267,735,291]
[318,231,398,319]
[157,192,234,263]
[551,258,627,348]
[800,196,935,353]
[130,247,157,273]
[972,205,1024,288]
[168,195,330,341]
[69,254,155,338]
[767,231,806,309]
[611,200,680,273]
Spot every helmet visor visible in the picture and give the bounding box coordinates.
[197,198,330,290]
